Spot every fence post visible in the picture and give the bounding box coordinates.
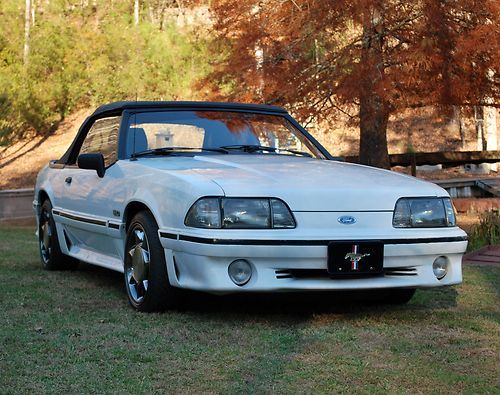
[410,153,417,176]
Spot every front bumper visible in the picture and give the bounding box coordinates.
[158,232,467,293]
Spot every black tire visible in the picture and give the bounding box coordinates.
[124,211,179,312]
[38,199,79,270]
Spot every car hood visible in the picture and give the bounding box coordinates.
[137,155,447,211]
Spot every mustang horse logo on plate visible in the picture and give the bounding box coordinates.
[345,245,370,270]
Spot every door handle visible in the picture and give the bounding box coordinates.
[65,177,72,184]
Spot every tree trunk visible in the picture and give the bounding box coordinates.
[255,45,264,99]
[484,107,498,150]
[484,106,498,171]
[31,0,35,26]
[453,106,465,148]
[475,106,486,151]
[134,0,139,25]
[251,4,264,101]
[358,4,390,169]
[359,96,390,169]
[23,0,31,65]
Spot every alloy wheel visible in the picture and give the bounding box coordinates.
[39,209,52,264]
[125,225,151,304]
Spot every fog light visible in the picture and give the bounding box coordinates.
[433,256,448,280]
[228,259,252,286]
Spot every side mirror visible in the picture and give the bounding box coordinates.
[77,153,105,178]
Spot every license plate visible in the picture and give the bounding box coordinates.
[327,241,384,276]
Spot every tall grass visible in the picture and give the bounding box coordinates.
[468,210,500,251]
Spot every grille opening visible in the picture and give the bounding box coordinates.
[275,266,418,279]
[275,269,329,279]
[275,269,383,279]
[383,267,417,276]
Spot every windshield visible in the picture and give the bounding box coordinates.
[125,111,325,159]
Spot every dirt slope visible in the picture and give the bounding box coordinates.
[0,106,495,190]
[0,109,92,190]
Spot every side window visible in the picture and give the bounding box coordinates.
[80,116,121,167]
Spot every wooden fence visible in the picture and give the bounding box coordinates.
[344,150,500,176]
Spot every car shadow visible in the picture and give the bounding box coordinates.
[178,288,459,316]
[73,261,125,293]
[71,262,459,316]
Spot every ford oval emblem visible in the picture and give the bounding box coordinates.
[338,215,356,225]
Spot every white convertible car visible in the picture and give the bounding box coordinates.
[34,101,468,311]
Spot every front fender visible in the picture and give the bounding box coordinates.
[120,164,225,230]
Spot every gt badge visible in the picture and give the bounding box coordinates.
[344,245,370,270]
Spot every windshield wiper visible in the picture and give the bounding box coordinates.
[131,147,228,159]
[219,144,311,157]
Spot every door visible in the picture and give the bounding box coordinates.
[51,116,125,265]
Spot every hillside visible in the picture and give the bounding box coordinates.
[0,106,495,190]
[0,109,91,190]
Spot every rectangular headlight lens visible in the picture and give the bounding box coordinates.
[185,197,296,229]
[222,198,271,228]
[393,197,456,228]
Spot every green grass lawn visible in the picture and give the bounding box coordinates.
[0,226,498,394]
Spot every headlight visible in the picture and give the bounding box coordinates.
[184,197,221,228]
[222,198,271,228]
[393,197,456,228]
[185,197,296,229]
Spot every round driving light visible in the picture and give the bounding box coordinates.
[433,256,449,280]
[228,259,252,286]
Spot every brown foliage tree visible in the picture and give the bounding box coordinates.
[199,0,499,168]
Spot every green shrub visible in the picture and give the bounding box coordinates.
[0,0,211,145]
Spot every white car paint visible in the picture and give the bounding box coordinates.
[34,153,467,292]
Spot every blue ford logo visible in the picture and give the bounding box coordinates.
[338,215,356,225]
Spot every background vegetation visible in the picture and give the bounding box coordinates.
[468,210,500,251]
[1,0,497,167]
[203,0,498,167]
[0,0,211,145]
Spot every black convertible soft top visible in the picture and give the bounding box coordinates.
[92,101,287,117]
[57,101,289,165]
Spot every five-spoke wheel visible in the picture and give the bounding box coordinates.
[39,207,52,265]
[125,226,151,304]
[124,211,179,311]
[38,199,78,270]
